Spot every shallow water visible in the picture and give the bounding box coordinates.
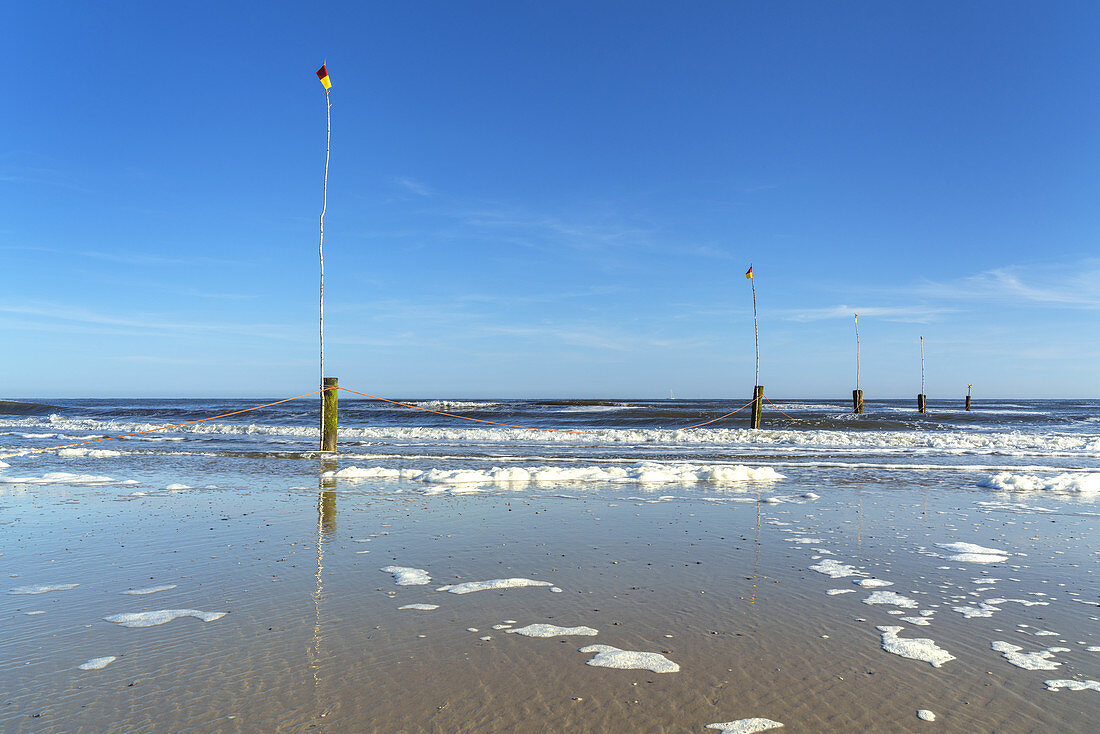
[0,399,1098,731]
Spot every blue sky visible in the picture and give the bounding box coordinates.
[3,1,1098,398]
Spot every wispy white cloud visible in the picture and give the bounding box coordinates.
[916,262,1100,309]
[393,176,435,197]
[782,305,956,323]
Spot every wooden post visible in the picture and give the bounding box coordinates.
[853,314,861,413]
[321,377,338,452]
[853,389,863,414]
[750,385,764,429]
[917,393,927,413]
[965,383,972,411]
[965,395,972,411]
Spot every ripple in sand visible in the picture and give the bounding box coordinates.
[579,644,679,673]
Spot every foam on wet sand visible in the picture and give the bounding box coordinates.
[78,656,117,670]
[990,641,1062,671]
[1044,679,1100,693]
[704,718,784,733]
[579,644,680,673]
[935,542,1009,564]
[507,624,598,637]
[877,626,955,667]
[10,583,79,595]
[121,584,177,595]
[398,603,439,611]
[436,578,553,594]
[381,566,431,586]
[103,609,227,628]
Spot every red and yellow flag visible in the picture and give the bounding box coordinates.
[745,265,753,279]
[316,64,332,90]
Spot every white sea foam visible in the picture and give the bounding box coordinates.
[121,585,177,595]
[917,710,936,721]
[437,578,552,594]
[0,459,9,468]
[1044,679,1100,692]
[381,566,431,586]
[10,583,78,595]
[705,719,784,733]
[57,448,122,458]
[0,472,136,486]
[979,472,1100,493]
[877,626,955,667]
[507,624,598,637]
[325,463,784,485]
[77,656,117,670]
[991,641,1062,671]
[398,603,439,611]
[103,609,227,628]
[826,589,857,595]
[863,591,918,608]
[9,414,1100,457]
[166,483,191,491]
[901,617,932,626]
[809,559,864,578]
[935,542,1009,564]
[855,579,893,588]
[579,644,679,673]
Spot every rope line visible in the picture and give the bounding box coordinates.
[763,395,798,421]
[679,397,758,428]
[0,388,332,459]
[0,386,774,460]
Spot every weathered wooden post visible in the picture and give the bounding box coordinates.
[917,336,927,413]
[965,384,972,411]
[750,385,764,429]
[322,377,338,452]
[853,389,864,414]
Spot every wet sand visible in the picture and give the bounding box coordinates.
[1,471,1098,732]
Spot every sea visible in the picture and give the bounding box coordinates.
[2,397,1098,496]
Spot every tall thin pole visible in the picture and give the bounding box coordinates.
[318,85,331,450]
[920,335,925,395]
[854,314,860,391]
[751,272,759,387]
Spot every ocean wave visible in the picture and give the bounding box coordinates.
[408,400,501,411]
[323,463,785,485]
[978,471,1100,493]
[2,415,1098,457]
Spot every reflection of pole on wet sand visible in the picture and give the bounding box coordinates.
[310,458,337,707]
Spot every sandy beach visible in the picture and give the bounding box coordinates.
[2,436,1098,732]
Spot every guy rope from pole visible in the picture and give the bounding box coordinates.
[316,63,337,451]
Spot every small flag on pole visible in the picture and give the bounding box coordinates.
[316,64,332,90]
[854,313,858,323]
[745,265,753,279]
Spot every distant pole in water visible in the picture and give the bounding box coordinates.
[852,313,863,414]
[316,64,337,451]
[917,336,927,413]
[746,264,763,429]
[966,383,973,412]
